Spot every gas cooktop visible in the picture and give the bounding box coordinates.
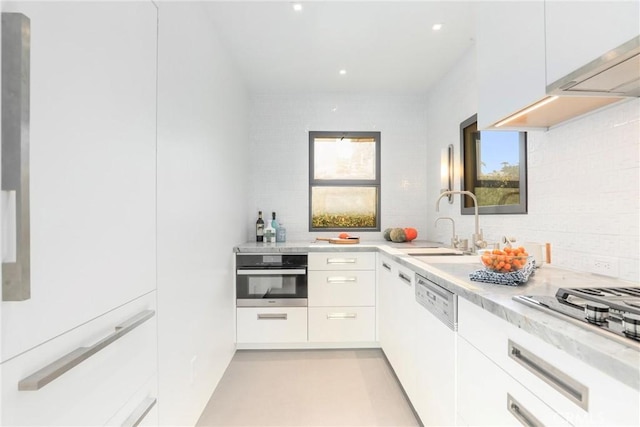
[514,287,640,346]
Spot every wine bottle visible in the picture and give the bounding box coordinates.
[256,211,264,242]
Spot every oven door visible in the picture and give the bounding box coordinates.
[236,268,307,307]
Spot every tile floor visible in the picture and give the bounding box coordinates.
[196,349,421,427]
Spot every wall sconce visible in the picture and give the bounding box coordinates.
[440,144,454,204]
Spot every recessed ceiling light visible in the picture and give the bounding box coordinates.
[432,23,443,31]
[339,69,347,75]
[292,3,302,12]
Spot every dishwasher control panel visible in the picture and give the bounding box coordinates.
[415,274,457,331]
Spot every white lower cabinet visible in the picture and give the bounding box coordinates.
[308,252,376,344]
[0,292,157,426]
[236,307,308,344]
[376,255,418,403]
[308,307,375,342]
[457,336,571,426]
[105,375,158,427]
[458,298,640,426]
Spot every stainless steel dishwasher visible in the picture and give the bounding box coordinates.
[414,273,457,426]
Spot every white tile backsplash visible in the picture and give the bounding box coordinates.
[248,47,639,282]
[248,93,429,242]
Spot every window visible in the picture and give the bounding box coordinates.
[460,115,527,214]
[309,131,381,231]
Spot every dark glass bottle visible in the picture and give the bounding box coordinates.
[256,211,264,242]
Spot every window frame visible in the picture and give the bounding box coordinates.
[308,131,381,232]
[459,114,528,215]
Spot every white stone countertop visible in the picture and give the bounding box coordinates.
[234,240,640,390]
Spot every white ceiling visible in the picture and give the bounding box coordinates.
[204,1,478,95]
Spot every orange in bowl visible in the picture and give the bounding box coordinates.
[480,247,531,273]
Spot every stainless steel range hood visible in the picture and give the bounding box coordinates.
[493,36,639,129]
[547,36,640,97]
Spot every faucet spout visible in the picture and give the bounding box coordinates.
[435,216,458,249]
[435,190,486,251]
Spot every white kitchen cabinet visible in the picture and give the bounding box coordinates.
[376,255,394,347]
[458,298,640,426]
[308,270,375,307]
[545,1,640,85]
[376,256,418,403]
[476,0,546,130]
[308,252,376,344]
[308,307,375,342]
[0,292,157,426]
[308,251,376,271]
[1,1,158,361]
[457,336,572,427]
[476,0,626,129]
[236,307,308,344]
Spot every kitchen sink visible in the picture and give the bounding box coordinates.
[397,247,466,256]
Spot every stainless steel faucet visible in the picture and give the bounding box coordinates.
[435,217,459,249]
[436,190,487,252]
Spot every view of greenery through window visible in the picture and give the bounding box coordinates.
[461,115,528,215]
[309,132,380,230]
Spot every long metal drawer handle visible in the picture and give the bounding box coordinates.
[18,310,155,391]
[257,313,287,320]
[326,258,357,264]
[2,13,31,302]
[398,272,411,285]
[507,393,543,427]
[508,339,588,410]
[326,276,357,284]
[122,397,157,427]
[381,262,391,271]
[327,313,357,320]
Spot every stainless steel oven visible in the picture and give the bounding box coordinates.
[236,253,307,307]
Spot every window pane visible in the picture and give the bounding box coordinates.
[460,115,527,215]
[474,131,521,206]
[313,137,376,180]
[311,186,377,229]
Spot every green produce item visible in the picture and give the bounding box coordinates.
[383,228,393,241]
[390,228,406,243]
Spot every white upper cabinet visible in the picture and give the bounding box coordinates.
[1,1,157,361]
[476,0,636,130]
[545,1,640,85]
[476,1,546,130]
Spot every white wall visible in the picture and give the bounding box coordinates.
[248,93,429,242]
[157,3,249,425]
[426,47,640,282]
[249,44,639,283]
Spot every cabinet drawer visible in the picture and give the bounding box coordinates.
[104,374,158,427]
[458,298,640,425]
[236,307,307,343]
[457,337,571,426]
[0,292,157,426]
[308,271,375,306]
[308,307,375,343]
[308,252,376,271]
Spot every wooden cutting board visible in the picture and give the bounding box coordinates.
[315,237,360,244]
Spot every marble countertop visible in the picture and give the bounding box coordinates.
[234,241,640,390]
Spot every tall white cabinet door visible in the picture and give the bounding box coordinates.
[1,1,157,361]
